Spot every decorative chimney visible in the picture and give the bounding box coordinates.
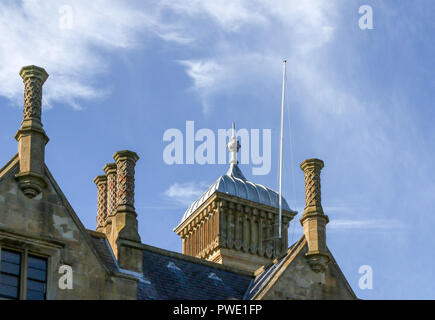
[300,158,330,272]
[112,150,142,272]
[112,150,140,242]
[103,163,117,236]
[14,65,49,198]
[94,175,107,232]
[94,151,142,272]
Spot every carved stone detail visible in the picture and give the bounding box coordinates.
[104,163,117,220]
[94,175,107,230]
[300,158,330,273]
[23,77,43,120]
[113,150,139,213]
[15,65,49,198]
[175,190,297,272]
[300,158,324,213]
[20,65,48,122]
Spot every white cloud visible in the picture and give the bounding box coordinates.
[329,219,406,231]
[155,1,340,114]
[164,181,209,207]
[178,60,224,90]
[165,0,268,32]
[0,0,164,109]
[155,31,194,45]
[0,0,341,114]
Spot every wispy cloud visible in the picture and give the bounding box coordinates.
[164,181,209,207]
[0,1,148,109]
[0,0,340,114]
[329,219,406,231]
[165,1,338,114]
[155,31,194,45]
[178,60,224,90]
[0,0,191,110]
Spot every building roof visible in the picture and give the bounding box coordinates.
[137,244,254,300]
[180,163,295,224]
[88,231,118,273]
[244,237,304,300]
[86,232,254,300]
[178,123,296,225]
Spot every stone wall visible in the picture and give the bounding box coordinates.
[0,158,137,299]
[256,239,356,300]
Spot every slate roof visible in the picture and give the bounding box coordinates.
[244,237,304,300]
[87,232,262,300]
[138,245,254,300]
[88,232,118,272]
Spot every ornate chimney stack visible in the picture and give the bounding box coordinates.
[94,151,142,272]
[111,150,142,272]
[94,152,142,272]
[94,175,107,232]
[300,158,330,273]
[103,163,117,236]
[114,151,139,219]
[15,65,49,198]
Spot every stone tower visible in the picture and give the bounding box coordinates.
[174,124,297,272]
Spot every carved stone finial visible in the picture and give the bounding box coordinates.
[227,122,241,165]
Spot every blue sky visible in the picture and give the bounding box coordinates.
[1,0,434,299]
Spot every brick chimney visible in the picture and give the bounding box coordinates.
[95,151,142,272]
[300,158,330,272]
[94,175,107,232]
[15,65,49,198]
[103,163,117,236]
[112,150,141,243]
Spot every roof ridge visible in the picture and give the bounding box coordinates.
[247,235,307,300]
[0,153,19,180]
[43,165,113,275]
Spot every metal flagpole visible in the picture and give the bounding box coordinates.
[279,60,287,239]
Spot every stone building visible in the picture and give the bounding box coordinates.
[0,65,357,300]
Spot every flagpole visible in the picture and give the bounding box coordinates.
[279,60,286,239]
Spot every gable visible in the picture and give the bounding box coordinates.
[249,236,356,300]
[0,156,137,299]
[0,158,103,268]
